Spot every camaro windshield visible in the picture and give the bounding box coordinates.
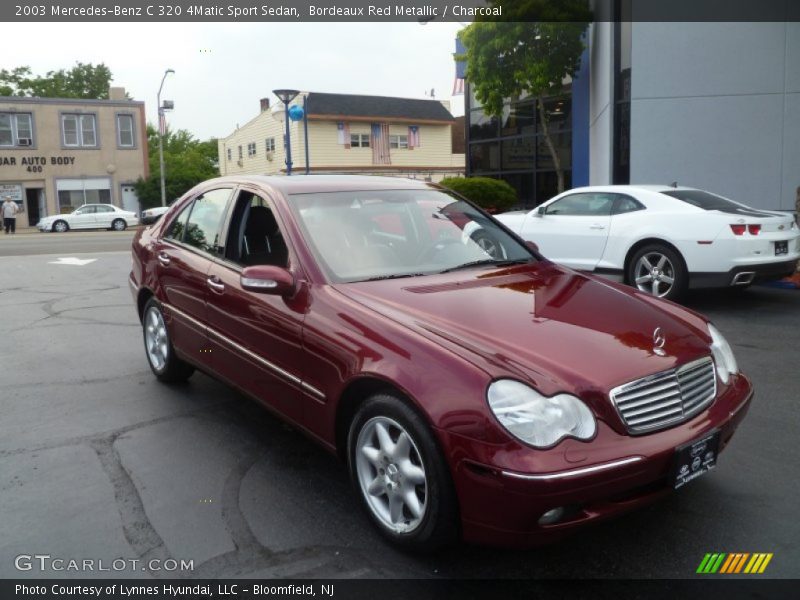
[289,189,534,283]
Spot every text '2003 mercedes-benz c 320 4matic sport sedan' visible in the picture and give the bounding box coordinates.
[129,176,752,550]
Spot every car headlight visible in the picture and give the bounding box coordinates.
[708,323,738,384]
[487,379,596,448]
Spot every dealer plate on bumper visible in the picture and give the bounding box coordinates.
[775,241,788,256]
[671,430,720,490]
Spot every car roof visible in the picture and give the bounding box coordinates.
[210,174,435,196]
[563,184,700,194]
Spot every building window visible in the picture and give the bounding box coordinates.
[265,137,275,152]
[56,178,111,213]
[62,114,97,147]
[247,142,256,157]
[116,114,135,147]
[227,148,232,161]
[350,133,370,148]
[389,135,408,149]
[0,112,33,147]
[238,145,243,159]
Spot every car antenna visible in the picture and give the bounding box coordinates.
[670,181,678,188]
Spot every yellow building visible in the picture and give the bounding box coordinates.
[218,92,465,182]
[0,87,148,229]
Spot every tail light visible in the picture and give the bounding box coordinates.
[730,224,762,235]
[730,224,746,235]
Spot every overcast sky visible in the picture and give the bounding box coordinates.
[5,22,465,141]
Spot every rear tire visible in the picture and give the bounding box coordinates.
[142,298,195,383]
[626,244,687,301]
[347,393,458,552]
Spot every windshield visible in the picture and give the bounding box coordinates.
[289,189,535,283]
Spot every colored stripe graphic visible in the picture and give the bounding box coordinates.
[698,552,773,574]
[697,553,727,573]
[744,553,773,574]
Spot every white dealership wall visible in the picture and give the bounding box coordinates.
[589,22,800,211]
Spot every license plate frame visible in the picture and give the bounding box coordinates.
[775,241,788,256]
[671,429,720,490]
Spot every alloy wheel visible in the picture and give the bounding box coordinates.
[144,306,169,371]
[633,252,676,297]
[354,416,428,534]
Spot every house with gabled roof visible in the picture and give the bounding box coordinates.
[218,91,465,182]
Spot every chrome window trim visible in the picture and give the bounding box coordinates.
[501,456,644,481]
[163,302,325,401]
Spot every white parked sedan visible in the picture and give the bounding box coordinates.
[37,204,138,233]
[139,205,170,225]
[495,185,800,300]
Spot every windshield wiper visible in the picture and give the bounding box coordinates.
[360,272,427,282]
[439,258,531,274]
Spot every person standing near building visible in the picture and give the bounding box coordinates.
[2,195,19,234]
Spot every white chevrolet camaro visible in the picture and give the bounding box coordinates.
[495,185,800,300]
[37,203,138,233]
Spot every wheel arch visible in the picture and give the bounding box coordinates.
[136,287,155,323]
[623,237,687,284]
[335,376,412,462]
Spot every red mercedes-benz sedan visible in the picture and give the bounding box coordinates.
[129,175,752,550]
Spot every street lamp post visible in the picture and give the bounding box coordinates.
[272,89,300,175]
[157,69,175,206]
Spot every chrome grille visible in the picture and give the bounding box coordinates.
[610,357,717,434]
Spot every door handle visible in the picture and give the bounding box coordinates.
[157,252,171,266]
[207,276,225,293]
[589,224,606,230]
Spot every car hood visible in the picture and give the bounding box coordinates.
[335,262,713,422]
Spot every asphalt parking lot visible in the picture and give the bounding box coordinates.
[0,246,798,580]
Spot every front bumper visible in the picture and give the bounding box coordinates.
[442,374,753,546]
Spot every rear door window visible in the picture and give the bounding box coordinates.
[182,188,233,255]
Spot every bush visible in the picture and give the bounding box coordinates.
[438,177,518,212]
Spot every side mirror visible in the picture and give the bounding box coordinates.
[525,240,540,253]
[241,265,295,296]
[533,206,545,218]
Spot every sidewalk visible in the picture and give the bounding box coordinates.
[3,225,39,235]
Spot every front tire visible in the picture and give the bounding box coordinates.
[142,298,195,383]
[348,393,458,551]
[112,218,127,231]
[626,244,687,301]
[53,220,69,233]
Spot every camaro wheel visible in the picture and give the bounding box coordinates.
[348,394,458,551]
[471,231,506,259]
[53,220,69,233]
[142,298,194,383]
[627,244,687,301]
[112,218,127,231]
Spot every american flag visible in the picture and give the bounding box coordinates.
[337,121,350,146]
[408,126,421,149]
[371,123,391,165]
[158,111,167,136]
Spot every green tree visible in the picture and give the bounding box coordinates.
[459,1,591,194]
[134,125,219,209]
[0,63,117,99]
